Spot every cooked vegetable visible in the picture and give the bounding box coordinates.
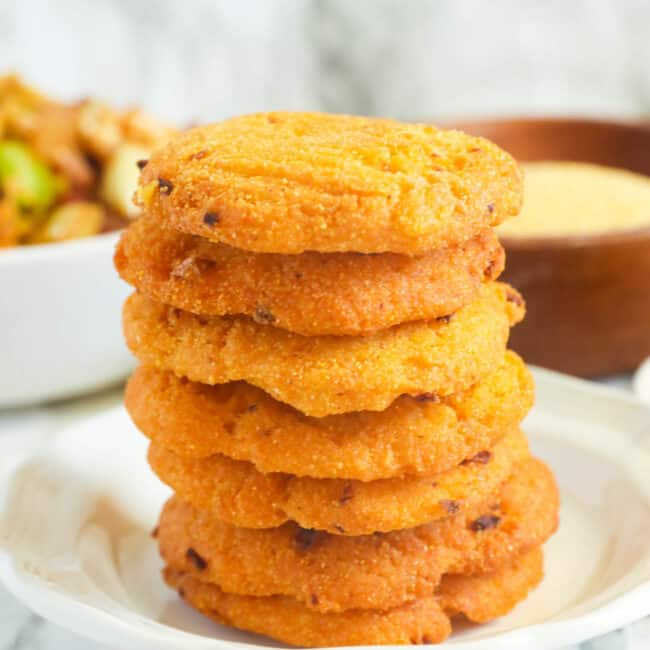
[31,103,95,190]
[0,75,45,141]
[0,140,62,212]
[77,100,123,161]
[28,201,104,244]
[0,200,20,246]
[78,100,176,162]
[100,143,151,218]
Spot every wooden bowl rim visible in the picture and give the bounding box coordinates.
[500,225,650,251]
[440,114,650,135]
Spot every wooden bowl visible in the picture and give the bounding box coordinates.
[449,118,650,377]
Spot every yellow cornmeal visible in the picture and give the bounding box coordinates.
[498,162,650,238]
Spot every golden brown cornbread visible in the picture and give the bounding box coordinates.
[136,112,523,255]
[148,428,528,534]
[127,351,533,480]
[157,458,557,612]
[123,282,525,416]
[439,547,544,623]
[164,568,453,647]
[162,548,543,647]
[116,107,551,647]
[115,218,505,336]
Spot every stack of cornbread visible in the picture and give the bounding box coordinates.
[116,112,559,647]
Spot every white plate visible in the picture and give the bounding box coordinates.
[0,367,649,650]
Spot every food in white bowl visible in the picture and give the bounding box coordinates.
[0,76,176,407]
[0,75,176,247]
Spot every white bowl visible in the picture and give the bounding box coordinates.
[0,232,133,408]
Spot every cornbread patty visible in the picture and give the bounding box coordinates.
[123,282,525,417]
[163,549,543,647]
[127,351,532,480]
[135,112,523,255]
[148,428,528,535]
[115,218,504,336]
[439,547,544,623]
[157,458,557,613]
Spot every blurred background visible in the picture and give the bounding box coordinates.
[1,2,650,649]
[3,0,650,124]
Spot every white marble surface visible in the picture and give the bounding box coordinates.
[2,0,650,125]
[0,375,648,650]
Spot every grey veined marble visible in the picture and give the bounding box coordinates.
[1,0,650,126]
